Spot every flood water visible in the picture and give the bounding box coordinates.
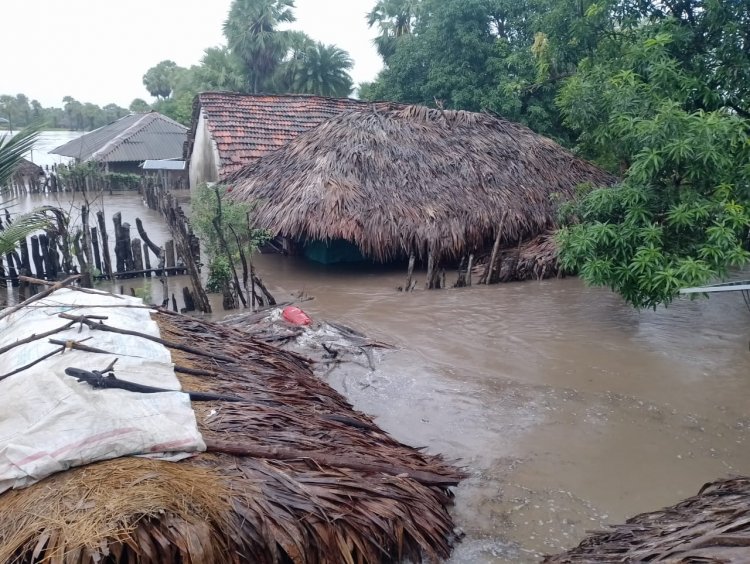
[2,190,749,562]
[250,254,750,562]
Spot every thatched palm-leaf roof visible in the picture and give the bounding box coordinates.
[0,307,463,563]
[543,476,750,562]
[229,105,615,262]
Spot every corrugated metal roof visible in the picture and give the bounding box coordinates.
[142,159,186,170]
[186,92,400,180]
[51,112,188,163]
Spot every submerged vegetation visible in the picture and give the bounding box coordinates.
[191,183,269,301]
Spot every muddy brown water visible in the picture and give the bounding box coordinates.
[2,191,749,562]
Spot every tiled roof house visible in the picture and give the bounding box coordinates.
[52,112,187,174]
[184,92,397,189]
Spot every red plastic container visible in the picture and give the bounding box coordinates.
[282,305,312,326]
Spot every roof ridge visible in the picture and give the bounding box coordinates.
[90,113,184,161]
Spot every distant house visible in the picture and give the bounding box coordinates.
[51,112,188,174]
[184,92,398,190]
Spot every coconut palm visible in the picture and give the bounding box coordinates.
[283,40,354,97]
[223,0,295,93]
[367,0,421,61]
[197,47,246,92]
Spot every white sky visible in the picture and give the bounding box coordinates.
[3,0,384,108]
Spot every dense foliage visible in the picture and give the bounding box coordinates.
[553,2,750,308]
[190,183,269,293]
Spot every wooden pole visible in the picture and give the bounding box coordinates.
[96,211,113,279]
[486,210,509,285]
[467,253,474,286]
[81,205,94,279]
[72,230,92,288]
[405,253,415,292]
[91,227,102,274]
[131,238,144,274]
[165,240,175,269]
[182,286,195,312]
[122,222,134,272]
[113,212,126,274]
[135,217,161,256]
[39,233,56,280]
[142,241,151,272]
[30,235,45,279]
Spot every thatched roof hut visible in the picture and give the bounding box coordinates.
[228,105,615,264]
[0,293,464,563]
[543,476,750,562]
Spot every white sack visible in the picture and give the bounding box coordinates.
[0,288,206,493]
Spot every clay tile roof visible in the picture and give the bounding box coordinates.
[187,92,399,180]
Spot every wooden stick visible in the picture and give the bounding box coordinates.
[58,313,237,363]
[0,274,81,322]
[0,320,76,356]
[204,440,465,487]
[18,275,124,299]
[0,346,65,381]
[49,338,109,354]
[486,210,508,285]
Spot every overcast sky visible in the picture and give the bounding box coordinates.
[3,0,384,108]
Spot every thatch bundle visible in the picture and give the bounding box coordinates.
[228,105,615,263]
[0,308,464,563]
[543,476,750,562]
[472,232,562,283]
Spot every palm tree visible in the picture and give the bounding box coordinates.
[223,0,296,93]
[197,47,246,92]
[0,127,57,255]
[283,40,354,97]
[367,0,421,61]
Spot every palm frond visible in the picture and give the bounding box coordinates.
[0,125,41,188]
[0,206,57,256]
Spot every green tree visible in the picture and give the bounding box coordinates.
[361,0,570,139]
[223,0,295,93]
[129,98,151,113]
[143,60,180,99]
[367,0,421,61]
[62,96,84,130]
[279,35,354,97]
[196,47,246,91]
[556,24,750,308]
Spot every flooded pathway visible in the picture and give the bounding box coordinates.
[2,190,749,562]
